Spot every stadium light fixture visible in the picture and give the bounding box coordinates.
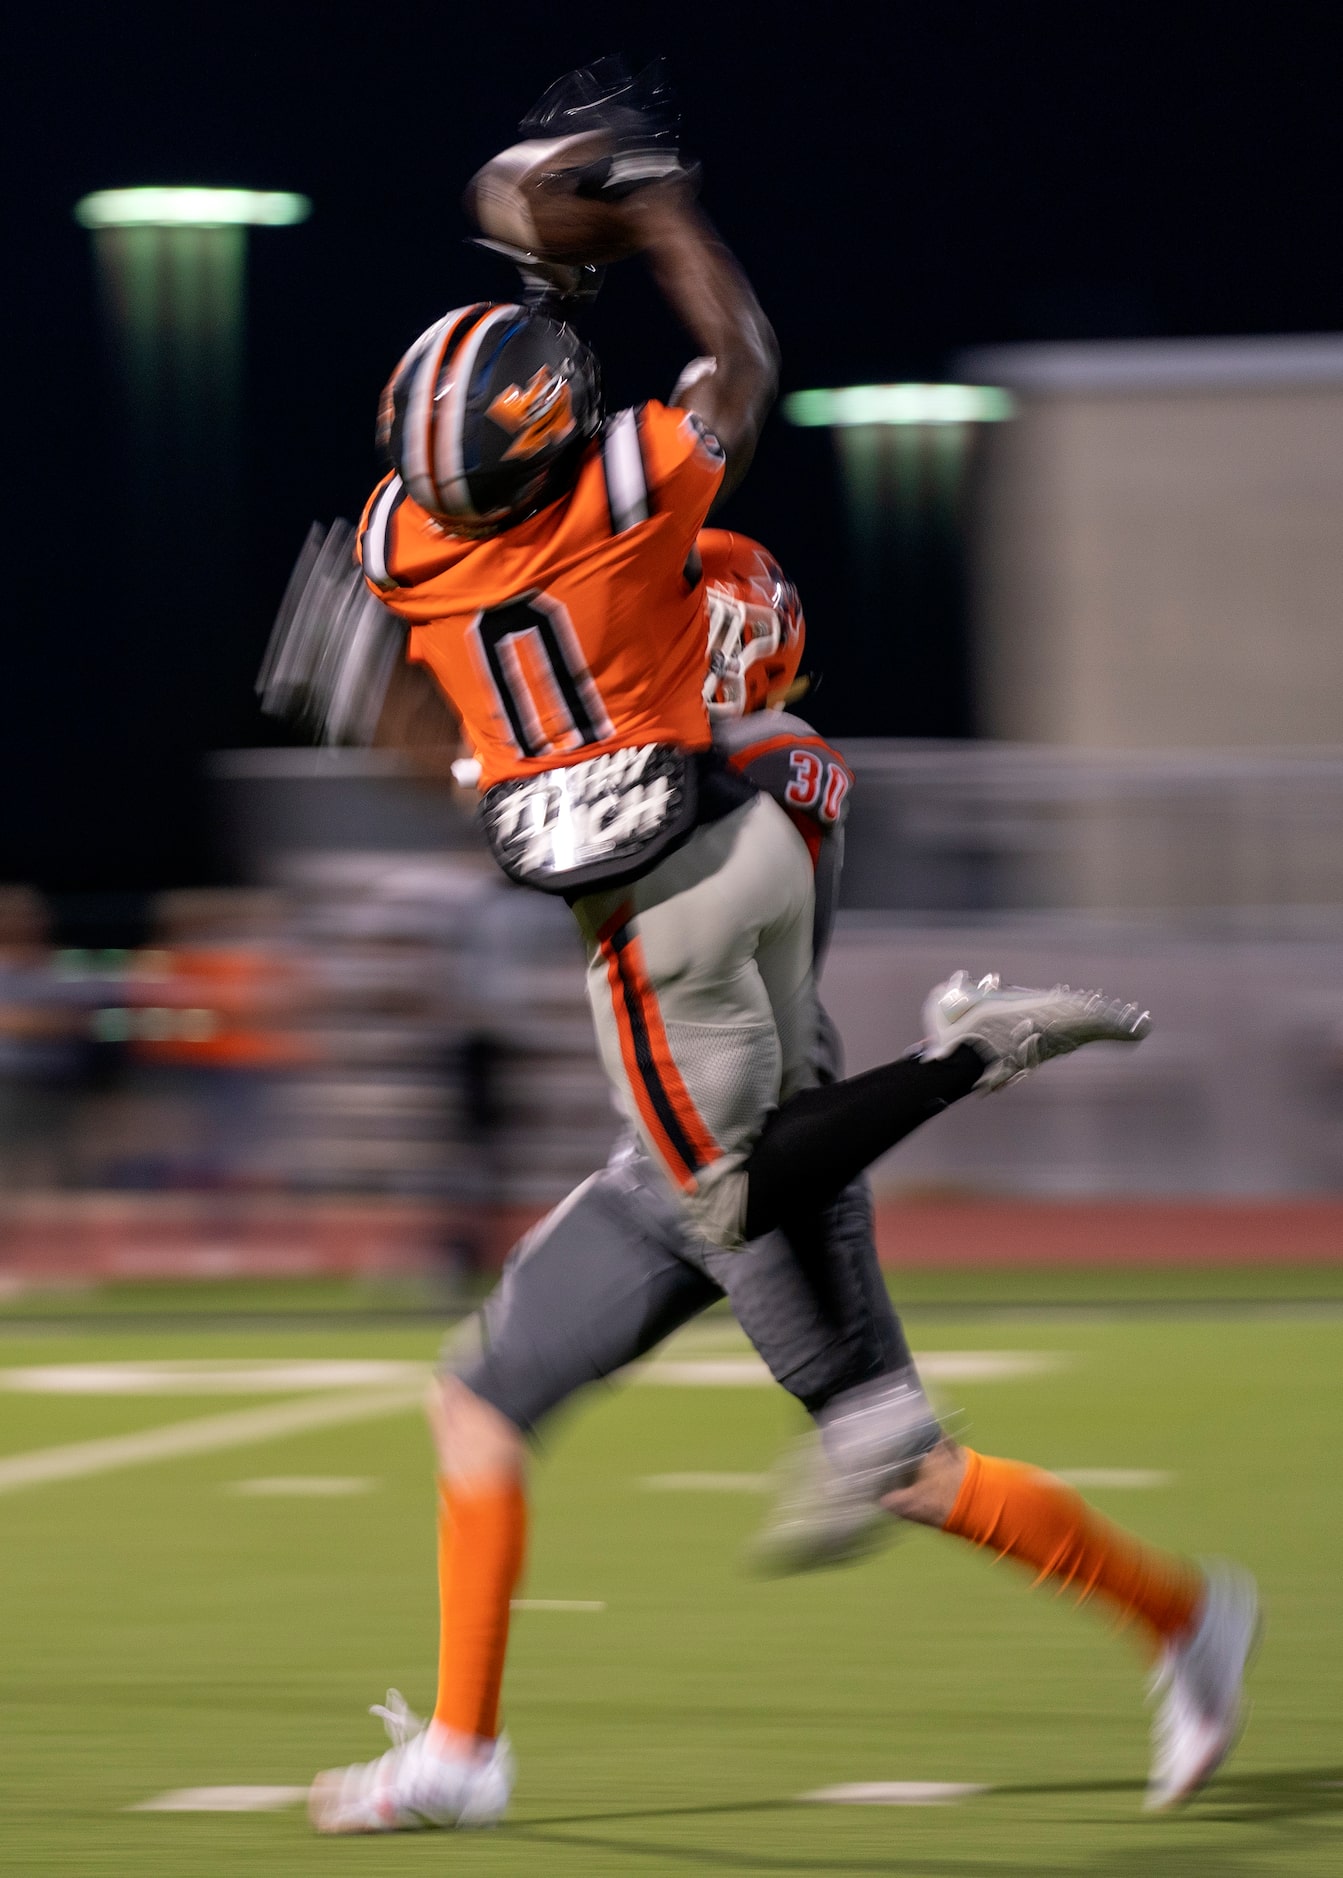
[76,183,311,582]
[782,384,1015,427]
[75,187,312,229]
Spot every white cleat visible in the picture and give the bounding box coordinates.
[1145,1561,1261,1812]
[749,1373,943,1576]
[309,1690,514,1834]
[748,1434,893,1576]
[922,970,1152,1092]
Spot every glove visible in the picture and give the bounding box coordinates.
[519,54,700,203]
[257,521,406,747]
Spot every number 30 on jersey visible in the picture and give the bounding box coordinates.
[785,748,850,824]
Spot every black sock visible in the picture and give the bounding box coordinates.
[742,1044,984,1240]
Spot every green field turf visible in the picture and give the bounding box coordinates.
[2,1273,1340,1875]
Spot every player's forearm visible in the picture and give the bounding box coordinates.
[638,198,776,377]
[633,194,778,472]
[372,660,463,785]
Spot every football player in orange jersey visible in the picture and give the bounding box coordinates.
[295,65,1255,1831]
[307,521,1255,1832]
[351,75,1156,1269]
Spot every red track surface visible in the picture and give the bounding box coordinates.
[872,1199,1343,1266]
[1,1193,1341,1282]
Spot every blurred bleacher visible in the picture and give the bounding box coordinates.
[2,741,1342,1283]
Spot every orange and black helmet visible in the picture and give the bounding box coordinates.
[699,529,807,717]
[378,303,602,536]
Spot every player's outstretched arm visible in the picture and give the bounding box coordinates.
[631,188,779,500]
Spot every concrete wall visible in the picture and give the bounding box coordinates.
[962,338,1343,748]
[820,916,1343,1199]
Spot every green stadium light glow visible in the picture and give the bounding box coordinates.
[76,185,311,578]
[74,187,312,229]
[782,384,1015,427]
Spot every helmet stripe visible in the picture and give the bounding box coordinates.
[360,475,407,590]
[396,317,449,506]
[405,310,475,511]
[433,304,523,519]
[398,306,484,512]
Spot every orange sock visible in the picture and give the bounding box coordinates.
[942,1449,1202,1646]
[433,1475,528,1741]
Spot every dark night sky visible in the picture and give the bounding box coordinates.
[7,1,1342,905]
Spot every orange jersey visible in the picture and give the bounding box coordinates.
[358,401,725,790]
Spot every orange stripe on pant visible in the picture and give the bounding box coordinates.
[597,903,722,1192]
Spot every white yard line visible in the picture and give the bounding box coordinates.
[635,1350,1062,1387]
[917,1351,1063,1382]
[0,1388,421,1496]
[0,1359,426,1395]
[632,1358,775,1387]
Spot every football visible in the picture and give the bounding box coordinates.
[465,133,643,265]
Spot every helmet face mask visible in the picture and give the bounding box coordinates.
[698,532,806,718]
[704,588,783,718]
[380,304,602,535]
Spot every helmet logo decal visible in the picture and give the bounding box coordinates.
[488,368,577,461]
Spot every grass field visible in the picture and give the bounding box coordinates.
[2,1271,1340,1876]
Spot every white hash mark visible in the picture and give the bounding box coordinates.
[128,1786,309,1812]
[511,1599,606,1612]
[228,1476,376,1497]
[641,1473,771,1492]
[801,1782,989,1805]
[1055,1469,1173,1489]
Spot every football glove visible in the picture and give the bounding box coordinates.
[519,54,700,203]
[257,520,405,747]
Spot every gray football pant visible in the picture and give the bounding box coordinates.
[571,794,817,1250]
[451,1148,918,1436]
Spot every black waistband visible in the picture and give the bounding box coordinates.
[691,747,758,827]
